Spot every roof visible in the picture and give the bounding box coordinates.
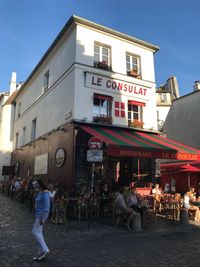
[4,90,18,105]
[12,15,160,101]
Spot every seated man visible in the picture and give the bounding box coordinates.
[114,187,136,230]
[183,190,200,221]
[127,187,147,227]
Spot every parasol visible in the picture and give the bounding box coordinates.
[179,164,200,187]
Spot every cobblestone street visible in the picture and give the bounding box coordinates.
[1,194,200,267]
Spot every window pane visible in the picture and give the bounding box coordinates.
[133,105,138,112]
[134,113,139,119]
[128,112,131,119]
[94,54,100,62]
[94,45,100,53]
[102,47,108,56]
[132,57,137,65]
[102,56,108,63]
[126,55,130,63]
[94,98,100,106]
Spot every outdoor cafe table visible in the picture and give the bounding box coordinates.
[191,201,200,207]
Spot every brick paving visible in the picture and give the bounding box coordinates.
[1,194,200,267]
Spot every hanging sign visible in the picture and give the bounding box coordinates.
[88,136,103,150]
[87,150,103,162]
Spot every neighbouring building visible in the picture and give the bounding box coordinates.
[156,76,179,131]
[8,15,200,192]
[160,81,200,193]
[0,72,22,180]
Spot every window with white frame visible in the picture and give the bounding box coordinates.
[94,43,111,70]
[93,93,112,123]
[128,100,144,126]
[15,132,19,149]
[31,118,37,141]
[43,70,50,91]
[22,126,26,146]
[126,53,141,77]
[159,93,167,102]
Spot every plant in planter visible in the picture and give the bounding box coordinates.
[127,69,141,78]
[97,60,109,70]
[93,115,113,124]
[129,119,144,129]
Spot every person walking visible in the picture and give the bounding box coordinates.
[32,179,50,261]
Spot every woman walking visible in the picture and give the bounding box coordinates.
[32,179,50,261]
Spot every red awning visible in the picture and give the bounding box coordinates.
[128,100,146,106]
[94,93,113,101]
[179,164,200,172]
[80,125,200,161]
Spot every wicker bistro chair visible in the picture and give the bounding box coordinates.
[51,198,68,224]
[141,196,157,226]
[74,196,89,222]
[160,194,182,221]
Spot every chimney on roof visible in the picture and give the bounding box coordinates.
[9,72,17,95]
[193,81,200,91]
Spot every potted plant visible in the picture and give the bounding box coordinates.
[97,60,109,70]
[93,115,113,124]
[129,119,144,129]
[127,69,141,78]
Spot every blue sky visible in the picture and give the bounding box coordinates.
[0,0,199,95]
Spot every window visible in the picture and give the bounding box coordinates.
[17,102,21,118]
[126,53,141,78]
[94,43,111,70]
[43,70,50,91]
[93,93,112,124]
[15,132,19,149]
[160,93,167,102]
[128,100,145,127]
[31,118,37,141]
[22,126,26,146]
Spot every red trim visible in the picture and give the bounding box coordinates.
[94,93,113,101]
[128,100,146,106]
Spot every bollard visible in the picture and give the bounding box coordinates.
[132,212,142,232]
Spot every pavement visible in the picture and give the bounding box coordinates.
[1,194,200,267]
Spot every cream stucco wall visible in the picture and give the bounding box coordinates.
[13,17,159,150]
[0,96,13,179]
[164,91,200,149]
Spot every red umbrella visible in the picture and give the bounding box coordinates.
[179,164,200,187]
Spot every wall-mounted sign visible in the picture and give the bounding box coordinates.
[87,150,103,162]
[85,72,149,99]
[88,136,103,150]
[55,148,66,168]
[34,153,48,175]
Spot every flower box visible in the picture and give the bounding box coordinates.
[94,61,111,71]
[127,69,141,79]
[129,120,144,129]
[93,115,113,124]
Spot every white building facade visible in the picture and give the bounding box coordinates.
[11,15,196,190]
